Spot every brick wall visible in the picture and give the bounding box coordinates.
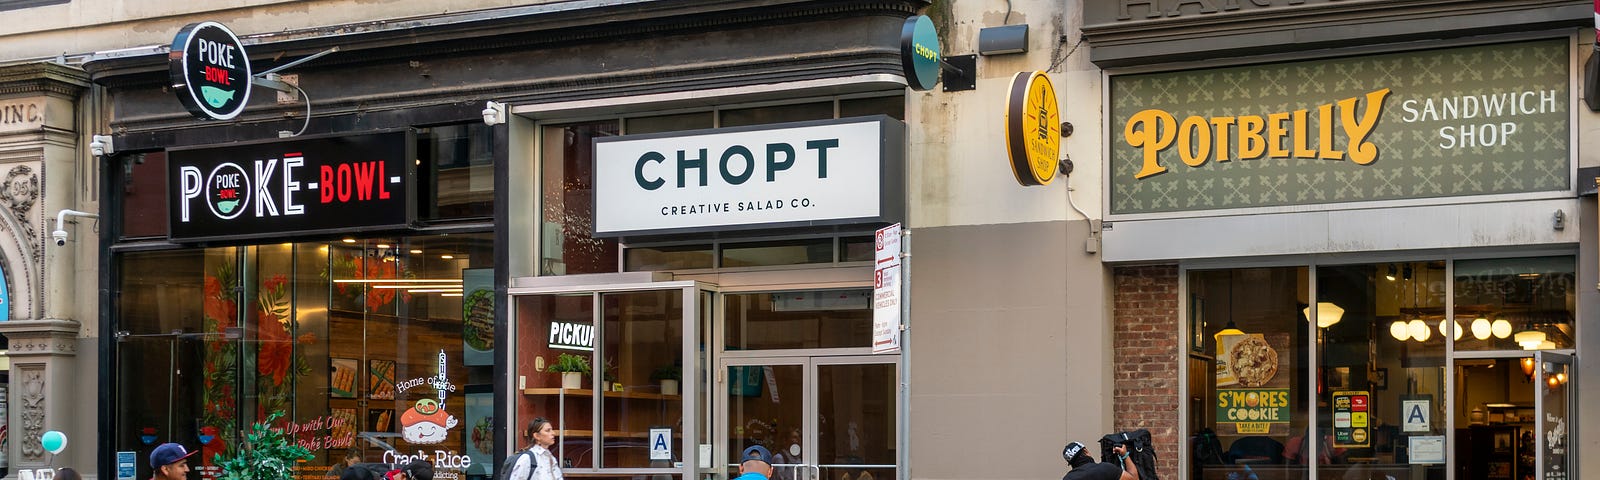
[1112,265,1180,477]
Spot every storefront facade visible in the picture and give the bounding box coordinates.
[85,2,926,480]
[1086,1,1596,479]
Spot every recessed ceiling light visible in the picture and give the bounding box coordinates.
[441,254,454,259]
[342,238,356,243]
[410,249,423,254]
[377,244,391,249]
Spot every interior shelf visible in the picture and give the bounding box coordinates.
[523,387,681,400]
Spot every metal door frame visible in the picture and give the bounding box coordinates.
[716,355,899,480]
[1535,351,1574,480]
[506,279,711,477]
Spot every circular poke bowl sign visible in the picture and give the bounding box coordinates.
[170,21,252,121]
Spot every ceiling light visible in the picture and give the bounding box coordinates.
[407,288,464,293]
[1385,265,1397,281]
[1471,317,1491,340]
[410,249,423,254]
[342,238,356,243]
[1390,321,1410,341]
[377,244,391,249]
[1520,357,1536,379]
[441,254,455,259]
[1491,319,1512,339]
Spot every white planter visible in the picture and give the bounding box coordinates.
[659,379,679,396]
[561,372,583,389]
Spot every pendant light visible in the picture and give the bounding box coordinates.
[1389,320,1411,341]
[1408,319,1431,342]
[1490,318,1512,339]
[1438,318,1462,341]
[1470,316,1491,340]
[1214,271,1244,339]
[1520,357,1537,380]
[1304,302,1344,328]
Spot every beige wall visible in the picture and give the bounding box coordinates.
[0,0,567,63]
[904,1,1111,479]
[905,0,1102,229]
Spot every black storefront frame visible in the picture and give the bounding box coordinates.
[97,103,511,480]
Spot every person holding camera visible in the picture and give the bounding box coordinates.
[1062,441,1139,480]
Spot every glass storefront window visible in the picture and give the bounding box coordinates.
[600,291,683,468]
[724,289,872,350]
[114,234,496,480]
[418,124,496,221]
[1186,268,1309,480]
[541,122,621,275]
[1315,262,1446,479]
[1453,257,1574,351]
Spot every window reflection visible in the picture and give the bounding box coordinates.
[1315,262,1445,480]
[1186,268,1309,480]
[725,290,873,350]
[1453,257,1574,351]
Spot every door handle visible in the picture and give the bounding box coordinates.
[809,464,820,480]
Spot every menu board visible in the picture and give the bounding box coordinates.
[1332,390,1371,448]
[1215,332,1291,435]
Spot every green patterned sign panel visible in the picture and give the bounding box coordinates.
[1109,39,1570,215]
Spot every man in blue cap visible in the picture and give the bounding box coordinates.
[149,443,198,480]
[736,445,774,480]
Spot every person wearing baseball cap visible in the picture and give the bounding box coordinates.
[735,445,774,480]
[1061,441,1138,480]
[149,443,198,480]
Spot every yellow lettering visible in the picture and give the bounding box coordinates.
[1209,116,1235,161]
[1317,103,1342,159]
[1126,109,1177,179]
[1238,115,1265,159]
[1178,116,1211,166]
[1341,88,1390,165]
[1291,109,1315,157]
[1267,112,1290,157]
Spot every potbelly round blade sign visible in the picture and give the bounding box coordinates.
[170,21,253,121]
[1005,71,1061,186]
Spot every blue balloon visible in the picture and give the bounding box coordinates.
[40,431,66,455]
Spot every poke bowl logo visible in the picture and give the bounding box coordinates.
[206,163,250,219]
[170,21,253,121]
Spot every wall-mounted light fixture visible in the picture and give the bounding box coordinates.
[978,24,1029,55]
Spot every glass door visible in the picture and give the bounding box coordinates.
[718,356,898,480]
[508,280,710,479]
[1535,352,1571,480]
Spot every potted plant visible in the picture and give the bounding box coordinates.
[651,365,681,396]
[549,353,591,389]
[602,360,619,392]
[214,411,313,480]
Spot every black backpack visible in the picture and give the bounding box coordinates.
[497,450,536,480]
[1099,429,1160,480]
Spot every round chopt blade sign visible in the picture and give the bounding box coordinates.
[170,21,252,121]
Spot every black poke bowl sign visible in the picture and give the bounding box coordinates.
[170,21,252,121]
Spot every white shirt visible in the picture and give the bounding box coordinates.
[508,445,562,480]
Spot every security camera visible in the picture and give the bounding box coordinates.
[53,209,98,247]
[482,101,506,126]
[90,135,114,157]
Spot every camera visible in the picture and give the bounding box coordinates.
[52,229,68,246]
